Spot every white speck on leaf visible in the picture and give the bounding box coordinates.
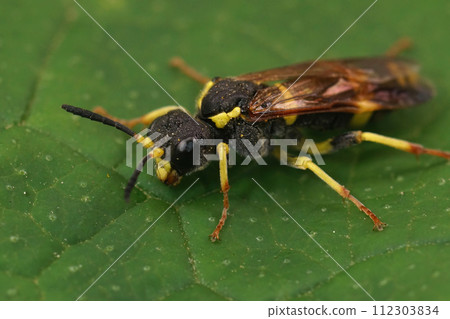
[48,212,57,222]
[68,264,83,272]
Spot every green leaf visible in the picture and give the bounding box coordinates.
[1,0,449,300]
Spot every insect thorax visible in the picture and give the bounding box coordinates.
[199,78,263,118]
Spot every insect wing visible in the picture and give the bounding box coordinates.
[240,57,433,121]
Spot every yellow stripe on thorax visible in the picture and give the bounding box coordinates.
[196,80,215,110]
[209,106,241,129]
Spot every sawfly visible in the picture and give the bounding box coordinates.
[62,41,450,241]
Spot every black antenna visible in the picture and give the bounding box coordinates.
[124,154,151,201]
[61,104,136,137]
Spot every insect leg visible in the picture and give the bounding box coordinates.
[209,142,230,242]
[287,155,386,231]
[92,105,185,129]
[312,131,450,159]
[385,37,413,57]
[169,57,211,85]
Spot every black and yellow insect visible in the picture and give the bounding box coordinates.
[62,42,450,241]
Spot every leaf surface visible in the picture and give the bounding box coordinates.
[1,0,449,300]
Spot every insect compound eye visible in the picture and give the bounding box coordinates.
[176,138,194,154]
[170,137,199,176]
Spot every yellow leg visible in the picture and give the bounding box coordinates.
[169,57,211,85]
[288,155,386,231]
[92,105,185,129]
[359,132,450,159]
[385,37,413,57]
[310,131,450,159]
[210,142,230,242]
